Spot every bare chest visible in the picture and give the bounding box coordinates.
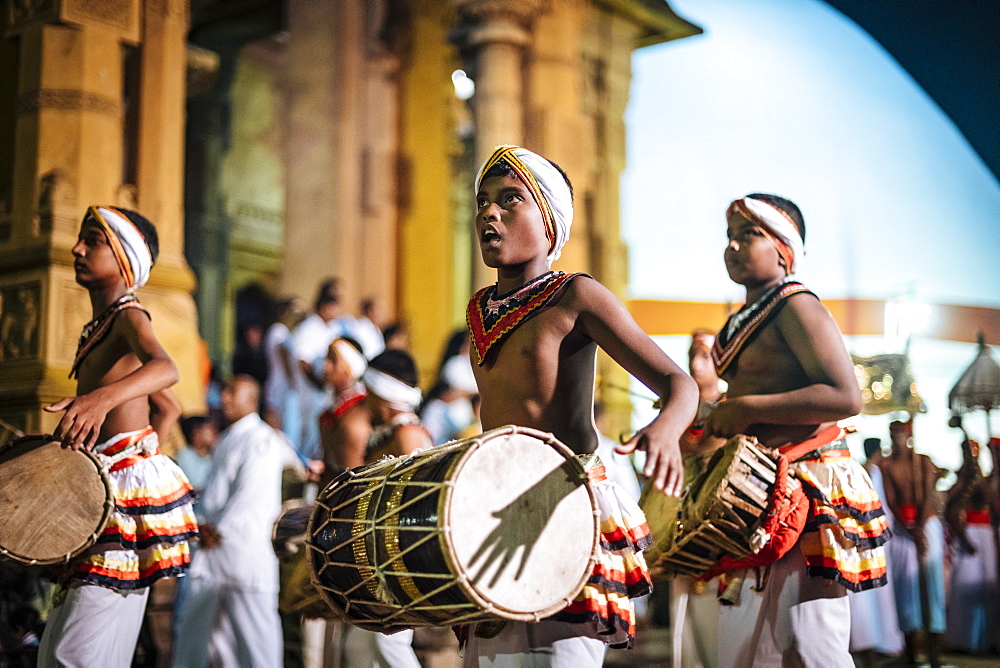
[722,326,807,397]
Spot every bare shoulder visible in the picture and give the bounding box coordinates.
[774,291,834,332]
[561,274,630,324]
[397,423,433,452]
[113,305,154,337]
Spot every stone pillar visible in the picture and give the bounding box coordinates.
[398,0,464,383]
[453,0,543,290]
[0,0,204,432]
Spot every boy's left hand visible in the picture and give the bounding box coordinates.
[701,397,752,440]
[617,422,684,497]
[44,392,111,451]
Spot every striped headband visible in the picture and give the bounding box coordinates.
[727,197,804,274]
[475,145,574,265]
[86,205,153,290]
[331,338,367,381]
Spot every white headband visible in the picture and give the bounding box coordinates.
[475,146,574,265]
[363,367,422,412]
[730,197,804,274]
[91,207,153,290]
[333,339,367,381]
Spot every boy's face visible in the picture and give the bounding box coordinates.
[475,174,549,269]
[724,210,786,286]
[72,219,123,289]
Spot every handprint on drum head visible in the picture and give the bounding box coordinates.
[468,460,583,588]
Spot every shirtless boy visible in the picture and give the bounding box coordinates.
[317,337,371,484]
[38,206,198,667]
[702,194,889,666]
[881,419,946,666]
[465,145,698,665]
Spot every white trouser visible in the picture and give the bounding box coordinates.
[38,584,150,668]
[171,579,282,668]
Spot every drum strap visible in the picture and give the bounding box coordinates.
[778,425,845,462]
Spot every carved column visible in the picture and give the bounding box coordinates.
[453,0,543,289]
[0,0,204,432]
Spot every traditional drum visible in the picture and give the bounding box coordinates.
[639,454,706,577]
[307,425,599,631]
[0,435,114,565]
[273,500,339,619]
[649,435,796,578]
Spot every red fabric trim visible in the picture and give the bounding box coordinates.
[711,282,813,375]
[777,425,844,460]
[965,509,991,525]
[467,272,583,365]
[114,481,195,508]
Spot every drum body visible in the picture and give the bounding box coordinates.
[0,436,113,565]
[307,425,599,631]
[273,500,339,619]
[651,435,780,578]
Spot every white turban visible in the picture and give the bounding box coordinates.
[87,205,153,290]
[475,145,574,265]
[363,367,422,412]
[727,197,804,274]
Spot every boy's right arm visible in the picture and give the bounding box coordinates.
[575,279,699,496]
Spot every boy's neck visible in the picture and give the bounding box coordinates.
[496,260,552,295]
[742,274,790,304]
[88,284,130,317]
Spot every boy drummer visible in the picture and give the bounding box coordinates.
[464,145,698,664]
[702,194,890,666]
[38,206,198,667]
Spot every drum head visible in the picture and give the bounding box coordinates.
[0,436,112,565]
[445,427,597,620]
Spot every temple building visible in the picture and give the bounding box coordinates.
[0,0,700,438]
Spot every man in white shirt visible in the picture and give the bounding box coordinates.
[172,376,288,668]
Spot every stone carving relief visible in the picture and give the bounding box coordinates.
[0,281,40,362]
[5,0,57,33]
[17,89,121,117]
[33,169,77,237]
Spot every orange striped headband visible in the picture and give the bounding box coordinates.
[477,145,557,255]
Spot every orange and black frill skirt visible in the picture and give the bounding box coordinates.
[549,455,653,649]
[73,427,199,590]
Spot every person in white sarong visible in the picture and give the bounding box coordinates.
[944,436,1000,654]
[172,376,290,668]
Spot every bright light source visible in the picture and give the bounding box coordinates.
[452,69,475,100]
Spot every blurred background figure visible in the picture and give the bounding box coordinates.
[176,415,218,496]
[317,337,371,484]
[291,280,351,465]
[943,425,1000,655]
[381,322,410,352]
[420,331,478,445]
[882,420,947,668]
[232,322,268,400]
[353,297,387,360]
[848,437,904,666]
[263,296,305,432]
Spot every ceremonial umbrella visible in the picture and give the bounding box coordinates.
[948,332,1000,606]
[948,332,1000,436]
